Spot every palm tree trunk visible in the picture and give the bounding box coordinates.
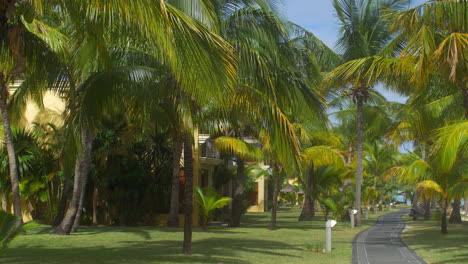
[379,184,385,206]
[411,190,420,207]
[231,157,244,227]
[1,192,7,211]
[71,168,90,232]
[0,83,21,220]
[92,185,98,226]
[53,171,72,227]
[299,167,314,221]
[54,127,93,235]
[347,144,353,165]
[464,197,468,216]
[423,199,431,220]
[354,95,364,226]
[168,134,183,227]
[269,163,280,230]
[182,133,193,255]
[441,197,448,234]
[449,199,462,224]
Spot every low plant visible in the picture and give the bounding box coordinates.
[304,242,324,253]
[194,187,232,228]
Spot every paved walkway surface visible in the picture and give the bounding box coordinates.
[352,209,427,264]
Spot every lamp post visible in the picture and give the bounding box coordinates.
[325,220,337,252]
[350,209,357,228]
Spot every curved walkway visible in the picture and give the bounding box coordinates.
[352,209,426,264]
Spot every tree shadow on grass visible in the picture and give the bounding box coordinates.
[402,221,468,264]
[29,226,153,240]
[1,237,303,264]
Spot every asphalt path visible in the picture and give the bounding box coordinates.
[352,209,427,264]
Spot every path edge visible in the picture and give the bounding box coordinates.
[397,210,427,264]
[351,209,427,264]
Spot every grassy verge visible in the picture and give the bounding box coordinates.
[2,208,391,264]
[402,216,468,264]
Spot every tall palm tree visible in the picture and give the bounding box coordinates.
[20,0,236,236]
[214,136,264,227]
[327,1,467,119]
[0,0,65,220]
[299,146,346,221]
[175,1,330,230]
[393,122,467,233]
[327,0,407,226]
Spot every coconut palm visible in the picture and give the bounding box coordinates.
[0,0,66,220]
[214,136,264,227]
[299,146,346,221]
[392,122,467,233]
[5,0,236,237]
[326,0,409,226]
[178,0,331,230]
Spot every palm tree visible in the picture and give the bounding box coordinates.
[0,0,65,220]
[173,0,329,230]
[327,0,407,226]
[15,0,236,237]
[214,136,264,227]
[194,186,232,228]
[393,122,467,233]
[299,146,345,221]
[327,1,468,119]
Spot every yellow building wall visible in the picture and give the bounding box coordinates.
[247,176,266,213]
[4,85,65,221]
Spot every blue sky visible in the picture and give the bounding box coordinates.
[285,0,426,104]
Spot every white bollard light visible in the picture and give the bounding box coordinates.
[365,206,370,219]
[350,209,358,228]
[325,220,337,252]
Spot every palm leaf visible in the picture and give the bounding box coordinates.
[214,136,264,161]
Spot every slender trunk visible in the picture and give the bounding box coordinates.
[449,199,462,224]
[354,95,364,226]
[269,163,280,230]
[464,196,468,216]
[182,133,193,255]
[71,171,89,232]
[423,199,431,220]
[92,185,98,226]
[0,84,21,220]
[168,134,183,227]
[373,176,377,189]
[379,184,385,206]
[53,127,93,235]
[231,157,244,227]
[347,144,353,165]
[71,129,94,233]
[52,171,72,227]
[1,192,7,211]
[411,190,420,207]
[299,167,314,221]
[441,197,448,234]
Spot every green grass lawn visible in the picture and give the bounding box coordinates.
[402,216,468,264]
[2,208,391,264]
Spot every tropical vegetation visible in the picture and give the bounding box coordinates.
[0,0,466,261]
